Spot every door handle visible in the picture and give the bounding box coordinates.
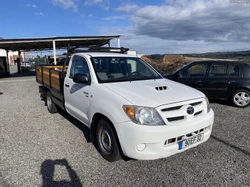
[65,83,70,87]
[228,81,236,84]
[83,91,89,97]
[196,81,203,84]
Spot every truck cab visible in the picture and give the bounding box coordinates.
[36,48,214,162]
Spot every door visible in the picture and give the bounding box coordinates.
[175,62,208,93]
[64,55,91,125]
[225,64,242,98]
[204,63,241,99]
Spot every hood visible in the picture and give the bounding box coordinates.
[102,79,204,107]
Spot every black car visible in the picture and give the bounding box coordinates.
[165,61,250,108]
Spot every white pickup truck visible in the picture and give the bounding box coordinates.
[36,47,214,162]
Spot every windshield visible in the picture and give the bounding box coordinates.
[91,57,162,83]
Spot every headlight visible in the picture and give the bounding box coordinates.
[205,96,211,113]
[123,105,165,126]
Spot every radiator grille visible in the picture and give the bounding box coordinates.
[157,99,206,125]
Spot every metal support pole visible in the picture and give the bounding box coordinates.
[53,40,57,65]
[5,50,10,76]
[62,44,71,77]
[118,37,120,48]
[18,51,22,74]
[23,52,25,63]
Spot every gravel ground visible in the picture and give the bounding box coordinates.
[0,75,250,187]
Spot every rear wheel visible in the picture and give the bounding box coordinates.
[46,92,58,113]
[231,89,250,108]
[96,119,121,162]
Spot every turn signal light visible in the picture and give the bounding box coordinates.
[123,106,135,119]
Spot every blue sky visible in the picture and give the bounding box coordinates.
[0,0,149,38]
[0,0,250,54]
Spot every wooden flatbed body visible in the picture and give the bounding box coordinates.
[36,65,68,110]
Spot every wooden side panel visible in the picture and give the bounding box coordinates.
[36,65,68,91]
[42,68,50,86]
[36,66,42,82]
[51,69,60,91]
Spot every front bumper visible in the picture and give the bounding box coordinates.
[116,109,214,160]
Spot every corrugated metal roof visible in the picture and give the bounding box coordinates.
[0,35,120,51]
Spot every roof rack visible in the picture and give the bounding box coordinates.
[61,47,130,77]
[68,47,130,54]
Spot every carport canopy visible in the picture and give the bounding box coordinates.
[0,35,121,66]
[0,35,120,51]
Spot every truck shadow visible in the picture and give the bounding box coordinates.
[58,109,91,143]
[40,159,83,187]
[57,109,131,161]
[211,135,250,157]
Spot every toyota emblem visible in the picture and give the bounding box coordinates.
[187,106,194,115]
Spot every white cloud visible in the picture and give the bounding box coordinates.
[115,3,139,13]
[35,12,44,16]
[26,4,37,8]
[119,34,250,54]
[131,0,250,42]
[95,0,250,54]
[50,0,78,12]
[101,15,126,21]
[84,0,110,11]
[99,24,250,53]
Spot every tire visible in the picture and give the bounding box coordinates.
[231,89,250,108]
[46,92,58,113]
[96,119,121,162]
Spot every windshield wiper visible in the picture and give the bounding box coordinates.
[100,76,161,83]
[128,76,160,81]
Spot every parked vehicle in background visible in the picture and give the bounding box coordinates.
[165,61,250,108]
[21,61,35,70]
[0,57,6,77]
[0,66,5,77]
[36,47,214,162]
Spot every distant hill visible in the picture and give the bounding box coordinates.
[144,50,250,74]
[147,50,250,61]
[183,50,250,59]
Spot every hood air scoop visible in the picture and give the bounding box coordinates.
[155,86,167,91]
[144,83,169,92]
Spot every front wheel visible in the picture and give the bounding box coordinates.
[96,119,121,162]
[231,89,250,108]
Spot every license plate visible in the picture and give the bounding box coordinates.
[179,133,204,150]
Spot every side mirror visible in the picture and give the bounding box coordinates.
[174,73,180,79]
[73,74,90,85]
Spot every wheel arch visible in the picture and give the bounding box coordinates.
[90,113,125,157]
[230,87,250,99]
[230,87,250,107]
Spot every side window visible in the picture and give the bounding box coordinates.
[180,63,208,78]
[228,65,240,77]
[69,56,90,80]
[209,64,227,77]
